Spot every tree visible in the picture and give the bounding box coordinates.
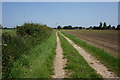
[116,25,120,30]
[63,25,72,29]
[83,27,85,29]
[99,22,102,29]
[73,26,79,29]
[44,24,47,26]
[79,26,82,29]
[107,25,111,29]
[112,26,115,29]
[68,25,72,29]
[88,26,92,30]
[103,22,107,29]
[63,26,67,29]
[0,24,2,29]
[92,26,99,30]
[4,27,7,29]
[57,25,62,29]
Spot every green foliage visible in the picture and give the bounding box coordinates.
[62,32,120,76]
[83,22,116,30]
[112,26,115,29]
[2,33,29,78]
[0,24,2,29]
[63,25,73,29]
[16,23,52,37]
[16,23,52,47]
[9,31,56,78]
[106,25,111,29]
[99,22,102,29]
[103,22,107,29]
[116,25,120,30]
[57,25,62,29]
[58,32,102,78]
[2,23,53,78]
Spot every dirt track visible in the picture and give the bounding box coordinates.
[60,32,118,78]
[52,32,66,78]
[63,30,119,57]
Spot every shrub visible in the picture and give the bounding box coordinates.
[2,33,29,78]
[16,23,52,37]
[2,23,53,78]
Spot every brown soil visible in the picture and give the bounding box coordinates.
[63,30,119,57]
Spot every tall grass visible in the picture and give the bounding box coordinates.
[9,31,56,78]
[2,33,29,78]
[2,23,53,78]
[58,32,102,78]
[61,31,120,76]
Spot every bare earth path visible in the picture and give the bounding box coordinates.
[60,32,118,78]
[52,32,66,78]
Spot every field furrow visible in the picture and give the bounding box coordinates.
[63,30,118,57]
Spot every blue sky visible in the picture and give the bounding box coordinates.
[0,1,2,25]
[2,0,120,2]
[2,2,118,28]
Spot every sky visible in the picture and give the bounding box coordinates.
[2,0,120,2]
[0,1,2,25]
[118,1,120,24]
[2,2,118,28]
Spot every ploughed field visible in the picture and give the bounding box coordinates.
[62,30,118,57]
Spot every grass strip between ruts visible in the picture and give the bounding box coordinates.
[61,31,120,77]
[58,32,102,79]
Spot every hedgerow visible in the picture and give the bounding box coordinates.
[2,23,52,78]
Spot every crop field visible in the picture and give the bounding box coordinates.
[62,30,119,57]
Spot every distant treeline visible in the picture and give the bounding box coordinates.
[55,22,120,30]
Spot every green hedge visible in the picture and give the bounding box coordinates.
[2,23,52,78]
[2,33,29,78]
